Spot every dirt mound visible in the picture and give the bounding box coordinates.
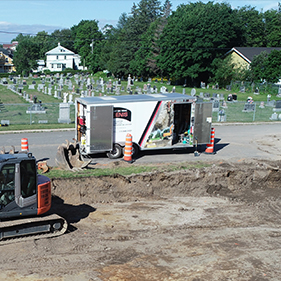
[51,159,281,206]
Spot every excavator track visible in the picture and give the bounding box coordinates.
[0,214,68,245]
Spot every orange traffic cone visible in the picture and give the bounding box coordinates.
[21,138,29,152]
[123,133,133,163]
[204,128,216,154]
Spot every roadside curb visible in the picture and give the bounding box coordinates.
[0,128,75,134]
[212,121,281,126]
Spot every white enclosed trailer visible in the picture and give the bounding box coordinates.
[75,93,212,158]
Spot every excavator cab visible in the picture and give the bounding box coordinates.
[0,153,67,242]
[0,153,47,219]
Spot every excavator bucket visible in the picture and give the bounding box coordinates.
[55,139,91,170]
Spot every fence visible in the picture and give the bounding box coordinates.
[0,100,280,126]
[213,100,281,123]
[0,103,75,125]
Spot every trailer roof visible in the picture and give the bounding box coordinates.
[76,93,195,105]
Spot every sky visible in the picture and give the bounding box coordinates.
[0,0,279,44]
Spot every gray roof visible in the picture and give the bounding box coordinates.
[0,48,12,58]
[227,47,281,63]
[76,93,195,105]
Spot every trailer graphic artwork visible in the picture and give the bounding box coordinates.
[144,101,175,148]
[144,100,195,148]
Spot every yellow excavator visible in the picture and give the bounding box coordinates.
[0,151,67,244]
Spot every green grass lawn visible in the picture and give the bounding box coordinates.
[1,74,280,130]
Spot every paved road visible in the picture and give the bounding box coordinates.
[0,123,280,167]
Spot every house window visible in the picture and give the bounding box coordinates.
[51,64,54,68]
[57,64,61,68]
[56,56,59,59]
[64,56,66,60]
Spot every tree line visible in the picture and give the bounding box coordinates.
[9,1,281,87]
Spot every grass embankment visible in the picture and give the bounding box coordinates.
[42,161,210,179]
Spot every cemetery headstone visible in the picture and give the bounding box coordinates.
[270,112,278,121]
[160,86,167,93]
[222,101,228,108]
[273,100,281,112]
[200,81,206,89]
[278,87,281,98]
[212,99,220,112]
[68,94,73,104]
[242,103,256,112]
[266,99,276,107]
[217,109,226,122]
[191,88,196,96]
[204,93,210,100]
[240,86,245,93]
[58,103,71,124]
[26,103,46,114]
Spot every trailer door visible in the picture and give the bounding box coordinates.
[193,102,212,144]
[90,105,113,152]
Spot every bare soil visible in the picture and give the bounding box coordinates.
[1,158,281,281]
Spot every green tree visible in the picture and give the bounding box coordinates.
[134,0,172,77]
[263,50,281,83]
[13,36,39,74]
[71,20,103,72]
[264,9,281,46]
[106,0,162,77]
[249,51,268,82]
[157,2,244,86]
[99,24,115,71]
[235,6,265,47]
[50,29,74,52]
[211,56,235,87]
[32,31,52,59]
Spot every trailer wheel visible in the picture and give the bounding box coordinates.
[132,143,139,157]
[123,143,139,158]
[106,144,122,159]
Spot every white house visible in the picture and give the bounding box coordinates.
[45,43,85,72]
